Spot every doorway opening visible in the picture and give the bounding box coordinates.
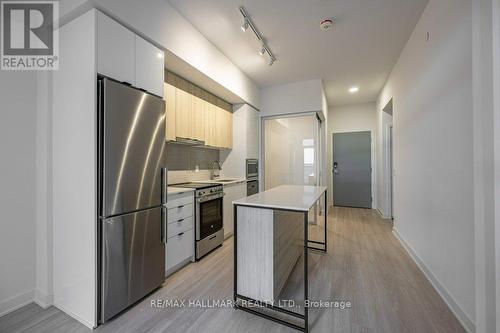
[261,112,325,223]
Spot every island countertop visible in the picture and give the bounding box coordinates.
[233,185,327,212]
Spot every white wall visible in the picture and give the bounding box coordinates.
[0,72,37,316]
[472,0,500,331]
[59,0,260,108]
[260,79,324,118]
[327,102,377,207]
[377,0,474,331]
[220,104,259,179]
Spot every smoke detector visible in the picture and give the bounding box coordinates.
[320,18,334,31]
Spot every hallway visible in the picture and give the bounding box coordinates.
[0,207,465,333]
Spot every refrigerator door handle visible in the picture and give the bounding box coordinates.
[161,166,168,205]
[161,205,167,243]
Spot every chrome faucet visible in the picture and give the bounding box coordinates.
[212,161,222,179]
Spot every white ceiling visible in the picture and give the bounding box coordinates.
[167,0,428,106]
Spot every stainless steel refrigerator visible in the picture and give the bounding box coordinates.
[97,78,167,323]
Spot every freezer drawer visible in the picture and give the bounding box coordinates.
[100,207,165,322]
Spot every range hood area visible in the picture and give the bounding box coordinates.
[174,137,206,146]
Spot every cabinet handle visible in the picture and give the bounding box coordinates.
[177,218,184,223]
[177,205,184,209]
[178,232,184,237]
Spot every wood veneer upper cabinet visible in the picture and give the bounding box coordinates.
[164,74,176,141]
[203,92,216,147]
[213,100,233,149]
[164,70,233,148]
[175,76,191,140]
[214,105,226,148]
[227,109,233,149]
[190,85,205,141]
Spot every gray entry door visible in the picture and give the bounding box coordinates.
[333,131,372,208]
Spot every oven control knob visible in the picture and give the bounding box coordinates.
[210,189,214,193]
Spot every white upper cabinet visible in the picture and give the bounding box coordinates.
[135,36,164,97]
[97,12,135,84]
[97,11,164,97]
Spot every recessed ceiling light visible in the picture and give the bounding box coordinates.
[241,19,249,32]
[349,86,359,93]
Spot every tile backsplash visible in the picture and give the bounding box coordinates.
[166,143,220,184]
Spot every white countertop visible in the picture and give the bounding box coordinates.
[191,178,247,186]
[233,185,327,212]
[167,186,194,195]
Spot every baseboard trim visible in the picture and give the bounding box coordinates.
[392,228,475,333]
[53,301,96,329]
[376,208,391,219]
[34,289,53,309]
[0,290,35,318]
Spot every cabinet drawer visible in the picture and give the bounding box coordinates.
[166,229,194,270]
[167,216,194,238]
[167,191,194,209]
[168,203,193,222]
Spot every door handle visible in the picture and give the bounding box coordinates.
[161,206,167,243]
[333,162,339,174]
[161,167,168,205]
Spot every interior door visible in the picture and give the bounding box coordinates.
[332,131,372,208]
[101,206,165,322]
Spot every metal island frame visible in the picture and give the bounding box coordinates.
[233,185,328,332]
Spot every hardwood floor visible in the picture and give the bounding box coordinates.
[0,207,466,333]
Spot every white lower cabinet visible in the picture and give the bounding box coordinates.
[223,182,247,238]
[166,190,195,276]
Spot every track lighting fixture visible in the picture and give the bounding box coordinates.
[239,6,276,66]
[241,19,249,32]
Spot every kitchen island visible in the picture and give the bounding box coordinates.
[233,185,327,333]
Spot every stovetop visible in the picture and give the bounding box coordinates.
[172,182,219,190]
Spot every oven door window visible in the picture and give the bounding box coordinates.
[247,163,258,176]
[199,198,223,239]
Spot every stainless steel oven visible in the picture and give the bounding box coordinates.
[246,159,258,180]
[174,182,224,260]
[195,186,224,259]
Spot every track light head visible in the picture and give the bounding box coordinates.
[259,45,266,56]
[241,19,249,32]
[268,57,275,66]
